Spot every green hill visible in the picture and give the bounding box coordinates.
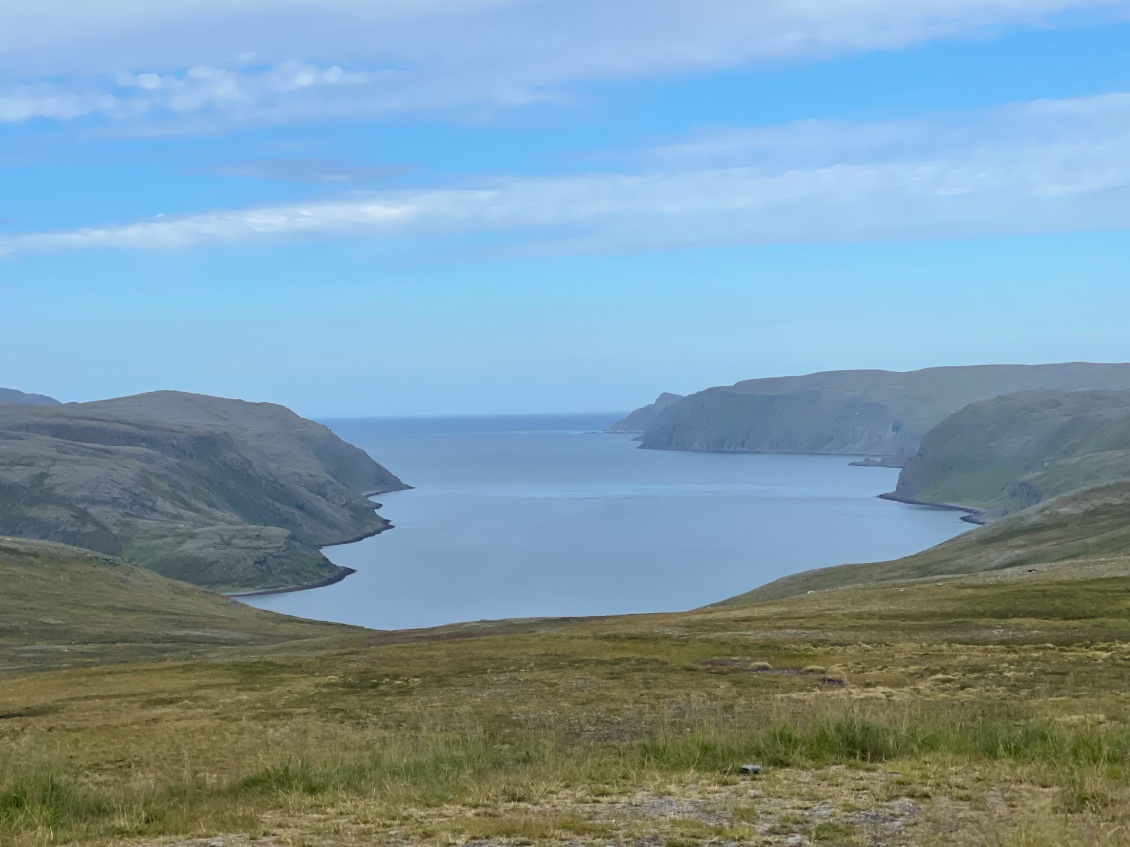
[730,480,1130,602]
[890,390,1130,515]
[635,363,1130,455]
[0,392,407,591]
[0,536,352,673]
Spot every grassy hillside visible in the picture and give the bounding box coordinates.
[0,536,353,673]
[0,392,407,591]
[4,551,1130,846]
[891,390,1130,515]
[732,481,1130,603]
[637,362,1130,455]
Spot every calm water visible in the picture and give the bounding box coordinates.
[242,414,970,630]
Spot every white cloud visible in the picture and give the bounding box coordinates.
[1,0,1129,128]
[0,62,378,125]
[2,92,1129,258]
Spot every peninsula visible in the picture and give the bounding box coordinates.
[0,391,407,592]
[613,362,1130,456]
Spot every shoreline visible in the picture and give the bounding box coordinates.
[227,488,407,599]
[635,443,906,459]
[878,492,989,525]
[227,565,359,599]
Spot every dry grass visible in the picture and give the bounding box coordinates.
[4,560,1130,846]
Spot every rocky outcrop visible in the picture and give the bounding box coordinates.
[0,392,407,591]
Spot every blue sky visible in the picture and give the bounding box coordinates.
[2,1,1129,416]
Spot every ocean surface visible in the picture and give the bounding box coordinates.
[241,413,971,630]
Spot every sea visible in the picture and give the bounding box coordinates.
[240,413,971,630]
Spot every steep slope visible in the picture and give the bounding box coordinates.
[890,390,1130,516]
[729,481,1130,602]
[638,363,1130,455]
[0,392,407,591]
[0,387,58,406]
[605,392,684,432]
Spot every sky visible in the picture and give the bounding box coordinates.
[2,1,1129,417]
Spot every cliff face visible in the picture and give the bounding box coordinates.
[637,363,1130,455]
[0,387,59,406]
[890,390,1130,516]
[0,392,407,591]
[605,392,684,433]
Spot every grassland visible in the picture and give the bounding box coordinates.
[0,537,353,674]
[4,533,1130,846]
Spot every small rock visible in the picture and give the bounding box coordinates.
[739,763,762,775]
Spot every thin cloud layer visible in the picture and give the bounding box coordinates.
[2,0,1130,128]
[3,92,1128,258]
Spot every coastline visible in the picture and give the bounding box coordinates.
[226,565,359,599]
[635,443,907,458]
[878,492,990,525]
[226,488,407,598]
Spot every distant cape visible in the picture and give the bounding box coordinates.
[605,392,684,433]
[618,363,1130,456]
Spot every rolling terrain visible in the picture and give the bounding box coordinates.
[5,378,1130,845]
[619,363,1130,455]
[0,392,407,591]
[0,536,352,673]
[4,519,1130,846]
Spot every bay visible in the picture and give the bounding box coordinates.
[241,413,970,630]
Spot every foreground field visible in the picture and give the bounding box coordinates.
[4,535,1130,847]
